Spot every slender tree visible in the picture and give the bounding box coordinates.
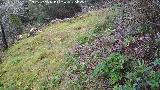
[0,21,8,49]
[0,0,28,50]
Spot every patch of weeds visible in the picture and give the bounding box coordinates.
[51,74,62,88]
[76,7,118,45]
[153,58,160,66]
[10,57,21,65]
[77,34,92,45]
[148,71,160,89]
[63,53,89,90]
[7,81,17,90]
[91,23,107,36]
[27,74,38,83]
[39,81,50,90]
[93,53,127,85]
[76,23,110,45]
[93,53,160,90]
[124,36,135,46]
[0,81,3,90]
[126,59,160,90]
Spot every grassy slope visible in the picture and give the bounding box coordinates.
[0,10,107,90]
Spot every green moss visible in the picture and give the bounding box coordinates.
[0,9,107,90]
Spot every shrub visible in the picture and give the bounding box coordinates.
[93,53,127,85]
[93,53,160,89]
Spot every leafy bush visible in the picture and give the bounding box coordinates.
[93,53,127,85]
[93,53,160,89]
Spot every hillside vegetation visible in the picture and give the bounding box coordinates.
[0,2,160,90]
[0,9,107,90]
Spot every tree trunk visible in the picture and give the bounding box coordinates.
[0,22,8,50]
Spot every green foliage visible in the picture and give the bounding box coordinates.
[113,84,134,90]
[9,14,22,28]
[28,0,82,25]
[93,54,160,90]
[129,61,160,90]
[0,81,3,90]
[91,23,107,36]
[153,58,160,66]
[76,17,114,45]
[124,36,135,46]
[77,34,91,44]
[64,53,88,90]
[93,53,127,85]
[76,21,107,44]
[148,71,160,89]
